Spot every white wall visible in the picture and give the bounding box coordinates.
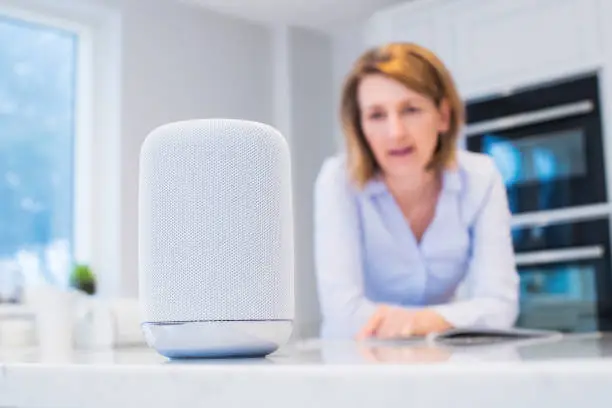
[116,0,275,296]
[330,23,368,145]
[287,26,336,338]
[331,23,367,83]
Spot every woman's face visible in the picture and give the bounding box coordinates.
[358,74,450,179]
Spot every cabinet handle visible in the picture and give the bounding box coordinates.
[515,245,604,267]
[511,203,612,228]
[465,100,594,136]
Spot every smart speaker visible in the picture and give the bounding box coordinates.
[138,119,295,358]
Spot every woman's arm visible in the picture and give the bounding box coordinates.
[431,167,520,329]
[313,157,377,338]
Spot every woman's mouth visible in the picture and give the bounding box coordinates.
[388,146,414,157]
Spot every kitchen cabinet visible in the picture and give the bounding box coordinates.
[366,0,604,101]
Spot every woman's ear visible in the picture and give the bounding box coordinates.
[437,98,451,134]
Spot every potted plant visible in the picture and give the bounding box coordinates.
[70,263,96,295]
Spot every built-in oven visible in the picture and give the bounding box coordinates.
[465,73,606,214]
[464,73,612,333]
[512,216,612,333]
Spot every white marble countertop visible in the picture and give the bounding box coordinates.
[2,332,612,408]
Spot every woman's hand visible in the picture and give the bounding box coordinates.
[356,305,453,340]
[356,305,415,340]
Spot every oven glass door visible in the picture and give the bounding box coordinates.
[512,219,608,252]
[512,219,612,332]
[466,111,605,214]
[518,260,602,332]
[465,74,606,214]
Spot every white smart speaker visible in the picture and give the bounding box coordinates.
[138,119,295,358]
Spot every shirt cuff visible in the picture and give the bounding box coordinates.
[321,299,378,339]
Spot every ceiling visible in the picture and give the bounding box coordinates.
[180,0,410,32]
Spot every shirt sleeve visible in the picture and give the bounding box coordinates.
[432,167,520,329]
[313,158,377,339]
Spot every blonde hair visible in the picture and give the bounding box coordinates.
[340,42,464,188]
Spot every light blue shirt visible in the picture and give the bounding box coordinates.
[313,150,519,339]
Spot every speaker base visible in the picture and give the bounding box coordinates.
[141,320,293,359]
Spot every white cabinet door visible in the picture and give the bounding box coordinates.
[366,0,602,100]
[441,0,602,99]
[365,1,440,59]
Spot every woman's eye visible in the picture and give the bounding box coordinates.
[402,106,420,114]
[368,112,385,120]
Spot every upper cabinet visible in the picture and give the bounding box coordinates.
[366,0,603,101]
[365,1,450,69]
[365,2,437,51]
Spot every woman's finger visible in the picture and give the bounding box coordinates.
[397,321,413,338]
[356,307,386,340]
[378,309,414,339]
[377,312,403,339]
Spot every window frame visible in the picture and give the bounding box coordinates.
[0,0,122,296]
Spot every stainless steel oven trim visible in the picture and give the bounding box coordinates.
[465,100,594,137]
[515,245,604,267]
[511,203,612,228]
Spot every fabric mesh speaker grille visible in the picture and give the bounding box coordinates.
[139,119,294,322]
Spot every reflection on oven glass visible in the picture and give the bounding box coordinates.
[518,265,598,332]
[511,222,592,253]
[511,225,548,251]
[520,266,596,300]
[483,128,587,214]
[483,128,587,186]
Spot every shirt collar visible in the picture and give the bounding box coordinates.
[361,176,387,197]
[442,167,463,193]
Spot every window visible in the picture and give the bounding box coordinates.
[0,12,79,289]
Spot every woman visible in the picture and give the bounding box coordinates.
[314,42,519,340]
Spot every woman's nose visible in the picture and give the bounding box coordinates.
[388,114,407,140]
